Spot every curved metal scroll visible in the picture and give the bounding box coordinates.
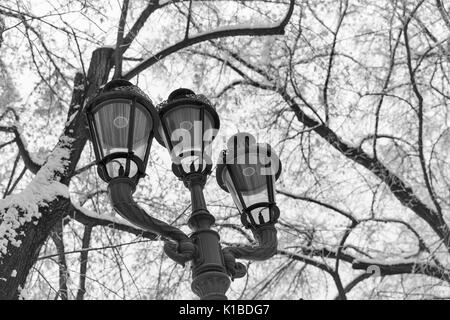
[222,225,278,279]
[108,177,196,266]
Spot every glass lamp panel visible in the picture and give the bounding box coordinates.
[202,111,215,161]
[225,153,276,225]
[164,106,200,156]
[229,154,268,193]
[223,168,272,226]
[106,158,138,179]
[132,104,152,160]
[94,100,131,155]
[164,106,215,153]
[223,170,244,211]
[163,106,215,168]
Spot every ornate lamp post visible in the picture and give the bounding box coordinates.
[84,81,282,300]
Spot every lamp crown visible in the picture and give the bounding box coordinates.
[87,79,153,107]
[168,88,196,101]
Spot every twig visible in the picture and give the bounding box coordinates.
[113,0,130,79]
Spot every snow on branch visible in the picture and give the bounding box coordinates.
[123,0,295,80]
[279,246,450,283]
[352,258,450,282]
[0,135,74,257]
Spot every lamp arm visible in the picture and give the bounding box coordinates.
[222,225,278,279]
[108,177,196,265]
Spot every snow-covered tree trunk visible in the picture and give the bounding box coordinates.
[0,47,113,299]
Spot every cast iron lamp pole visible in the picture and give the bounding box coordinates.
[155,88,232,299]
[84,80,282,300]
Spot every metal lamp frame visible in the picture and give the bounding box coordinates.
[85,80,160,184]
[155,89,220,178]
[85,84,282,300]
[216,143,282,229]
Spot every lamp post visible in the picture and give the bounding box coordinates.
[84,80,282,300]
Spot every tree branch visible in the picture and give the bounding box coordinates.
[436,0,450,31]
[68,203,159,240]
[76,224,92,300]
[352,259,450,283]
[279,247,450,284]
[277,189,358,224]
[0,125,42,174]
[51,223,69,300]
[113,0,130,79]
[184,0,193,40]
[119,1,160,56]
[403,18,443,218]
[277,89,450,252]
[322,0,348,124]
[123,0,295,79]
[333,273,372,299]
[373,28,403,159]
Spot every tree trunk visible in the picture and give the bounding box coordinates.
[0,47,113,300]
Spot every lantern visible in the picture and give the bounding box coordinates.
[156,88,220,177]
[85,79,160,184]
[216,133,282,229]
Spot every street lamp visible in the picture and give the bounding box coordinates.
[84,81,282,300]
[85,79,158,184]
[216,133,281,281]
[155,88,220,178]
[216,132,282,230]
[85,79,195,256]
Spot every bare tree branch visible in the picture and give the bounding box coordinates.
[119,1,160,55]
[322,0,348,124]
[68,203,159,240]
[76,224,92,300]
[334,273,372,300]
[279,247,450,283]
[277,189,358,223]
[123,0,295,79]
[113,0,130,79]
[436,0,450,31]
[403,16,443,218]
[51,223,69,300]
[0,125,42,174]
